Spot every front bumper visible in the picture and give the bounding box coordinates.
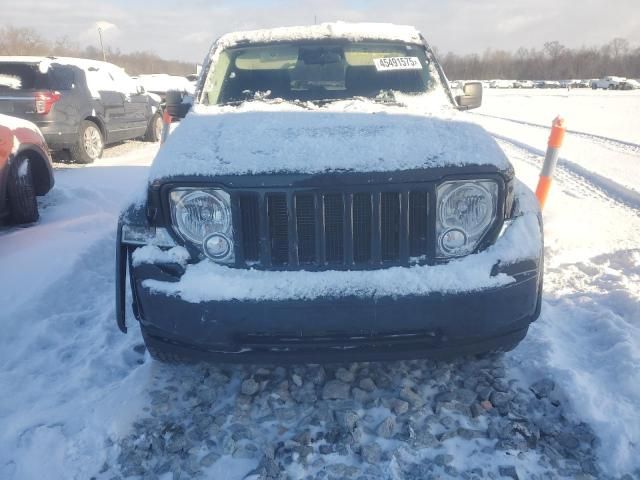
[135,260,540,362]
[118,237,542,362]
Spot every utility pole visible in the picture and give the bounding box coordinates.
[98,27,106,61]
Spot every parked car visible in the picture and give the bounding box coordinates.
[513,80,534,89]
[489,79,513,89]
[570,79,590,88]
[116,22,543,363]
[592,76,626,90]
[0,114,54,224]
[136,74,196,103]
[618,79,640,90]
[0,56,162,163]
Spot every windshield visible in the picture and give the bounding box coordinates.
[202,41,435,105]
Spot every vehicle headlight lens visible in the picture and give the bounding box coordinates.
[436,180,498,258]
[170,189,234,262]
[203,233,232,260]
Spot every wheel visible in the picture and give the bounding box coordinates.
[7,155,39,224]
[144,113,163,142]
[70,120,104,164]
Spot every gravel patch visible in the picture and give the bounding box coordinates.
[102,353,626,480]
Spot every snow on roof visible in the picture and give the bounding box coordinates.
[149,100,509,181]
[0,56,121,73]
[214,22,424,50]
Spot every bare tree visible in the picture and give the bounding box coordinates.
[0,26,196,76]
[441,38,639,80]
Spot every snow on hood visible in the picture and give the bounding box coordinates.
[149,100,510,181]
[0,113,42,154]
[214,22,423,51]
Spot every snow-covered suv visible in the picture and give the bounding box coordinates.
[0,57,162,163]
[591,76,626,90]
[116,23,544,363]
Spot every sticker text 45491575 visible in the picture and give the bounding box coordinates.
[373,57,422,71]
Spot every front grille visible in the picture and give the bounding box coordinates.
[236,189,430,269]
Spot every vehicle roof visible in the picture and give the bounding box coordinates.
[214,22,424,50]
[0,56,119,71]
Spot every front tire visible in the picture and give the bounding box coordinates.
[70,120,104,164]
[144,113,163,142]
[7,155,39,224]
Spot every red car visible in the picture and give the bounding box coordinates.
[0,113,54,224]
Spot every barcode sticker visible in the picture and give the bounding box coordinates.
[373,57,422,71]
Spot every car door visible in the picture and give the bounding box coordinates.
[107,66,148,139]
[84,67,128,143]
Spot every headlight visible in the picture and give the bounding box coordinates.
[436,180,498,258]
[170,188,234,262]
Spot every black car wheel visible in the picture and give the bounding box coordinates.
[7,155,39,224]
[70,120,104,164]
[144,113,163,142]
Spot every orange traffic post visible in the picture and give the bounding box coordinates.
[535,116,566,209]
[161,109,172,144]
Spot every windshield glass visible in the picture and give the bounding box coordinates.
[202,41,435,105]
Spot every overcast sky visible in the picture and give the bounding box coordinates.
[4,0,640,63]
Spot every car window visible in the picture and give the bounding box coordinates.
[0,63,49,91]
[84,67,118,97]
[49,66,76,90]
[203,41,433,105]
[107,66,138,95]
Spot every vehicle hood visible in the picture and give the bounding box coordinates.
[149,100,510,182]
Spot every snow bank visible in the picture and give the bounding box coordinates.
[498,140,640,476]
[149,100,509,181]
[214,22,423,51]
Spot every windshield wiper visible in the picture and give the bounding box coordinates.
[370,90,406,107]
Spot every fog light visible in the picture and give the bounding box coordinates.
[203,233,231,260]
[440,228,467,254]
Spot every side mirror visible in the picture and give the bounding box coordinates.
[165,90,191,119]
[455,81,482,110]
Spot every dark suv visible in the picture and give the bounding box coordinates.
[0,56,163,163]
[117,23,543,363]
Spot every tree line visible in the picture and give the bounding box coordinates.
[2,25,639,81]
[0,26,196,76]
[438,39,640,81]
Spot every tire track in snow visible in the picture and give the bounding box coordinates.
[472,111,640,155]
[493,134,640,212]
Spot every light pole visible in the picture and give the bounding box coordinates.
[98,27,106,61]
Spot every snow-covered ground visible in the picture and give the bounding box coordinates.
[0,89,639,479]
